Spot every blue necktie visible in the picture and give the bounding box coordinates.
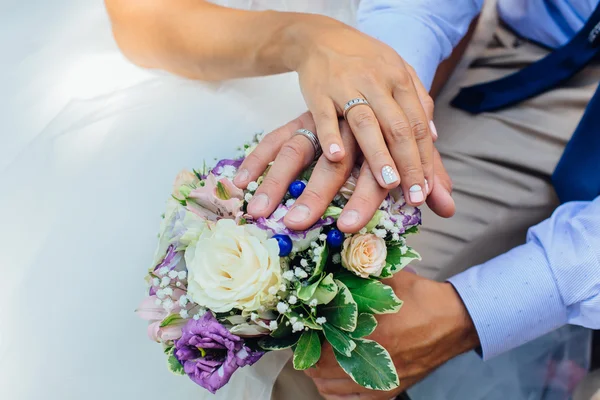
[451,6,600,203]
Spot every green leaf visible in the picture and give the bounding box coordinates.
[293,330,322,370]
[349,314,378,339]
[258,333,301,350]
[323,206,342,219]
[322,323,356,357]
[312,245,329,277]
[333,339,399,391]
[297,275,323,301]
[160,314,185,328]
[271,316,293,338]
[319,280,357,332]
[310,273,338,305]
[165,347,185,376]
[405,226,419,235]
[336,274,402,315]
[365,210,385,231]
[216,181,231,200]
[381,247,421,277]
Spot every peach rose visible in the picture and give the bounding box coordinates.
[341,234,387,278]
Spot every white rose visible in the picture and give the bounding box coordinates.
[185,219,282,313]
[341,234,387,278]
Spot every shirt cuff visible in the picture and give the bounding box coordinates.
[447,243,568,360]
[357,13,444,91]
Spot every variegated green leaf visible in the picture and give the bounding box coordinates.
[349,314,378,339]
[322,323,356,357]
[293,330,322,370]
[258,333,301,350]
[165,347,185,376]
[319,280,357,332]
[298,275,322,301]
[336,274,402,315]
[312,245,329,277]
[310,273,338,305]
[333,339,399,391]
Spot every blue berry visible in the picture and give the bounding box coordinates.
[288,180,306,198]
[327,229,344,248]
[272,234,293,257]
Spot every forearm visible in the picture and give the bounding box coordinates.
[105,0,319,81]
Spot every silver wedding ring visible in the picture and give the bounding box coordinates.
[293,129,322,160]
[343,98,371,120]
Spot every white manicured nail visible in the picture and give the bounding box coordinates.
[409,184,424,203]
[381,165,399,185]
[329,144,341,155]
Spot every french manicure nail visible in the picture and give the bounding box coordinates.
[286,205,310,223]
[329,143,341,155]
[425,179,430,194]
[235,168,249,184]
[429,121,438,140]
[339,210,360,226]
[409,184,424,204]
[248,193,269,213]
[381,165,399,185]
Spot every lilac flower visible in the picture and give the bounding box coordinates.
[209,158,243,179]
[253,204,335,252]
[174,313,264,394]
[386,189,422,233]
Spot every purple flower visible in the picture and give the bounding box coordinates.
[386,189,422,233]
[207,158,244,179]
[174,313,264,394]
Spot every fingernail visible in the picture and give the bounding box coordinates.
[286,204,310,223]
[339,210,360,226]
[425,179,430,194]
[235,168,249,184]
[429,121,438,140]
[409,184,424,204]
[248,193,269,213]
[329,143,341,155]
[381,165,399,185]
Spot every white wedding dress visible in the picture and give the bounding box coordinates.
[0,1,358,399]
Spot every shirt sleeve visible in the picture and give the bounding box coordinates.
[448,196,600,360]
[356,0,483,90]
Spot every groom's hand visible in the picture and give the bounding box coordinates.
[305,271,480,399]
[234,113,455,233]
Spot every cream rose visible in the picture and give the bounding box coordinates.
[341,234,387,278]
[185,219,282,313]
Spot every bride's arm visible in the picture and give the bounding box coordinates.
[106,0,438,215]
[105,0,311,81]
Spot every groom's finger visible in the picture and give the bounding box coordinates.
[234,112,314,188]
[284,120,358,230]
[337,162,388,233]
[247,126,317,218]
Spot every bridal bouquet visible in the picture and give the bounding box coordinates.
[137,135,422,394]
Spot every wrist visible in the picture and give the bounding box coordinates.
[438,282,480,354]
[271,12,337,72]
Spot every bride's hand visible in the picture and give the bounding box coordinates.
[286,16,437,206]
[234,113,454,233]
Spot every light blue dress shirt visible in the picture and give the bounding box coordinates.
[357,0,599,90]
[357,0,600,359]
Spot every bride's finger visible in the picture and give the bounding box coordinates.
[284,120,358,230]
[246,128,318,218]
[234,112,314,188]
[334,91,401,190]
[307,98,346,162]
[337,162,388,233]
